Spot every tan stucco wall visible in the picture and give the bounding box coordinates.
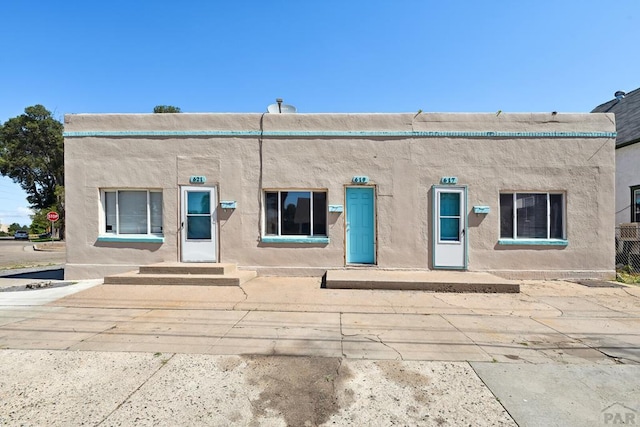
[64,112,616,280]
[615,144,640,225]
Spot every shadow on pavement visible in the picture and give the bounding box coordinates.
[0,268,64,280]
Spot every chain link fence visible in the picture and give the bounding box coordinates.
[616,224,640,271]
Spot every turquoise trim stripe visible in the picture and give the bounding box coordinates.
[64,130,617,139]
[97,235,165,243]
[65,130,262,137]
[261,236,329,244]
[498,239,568,246]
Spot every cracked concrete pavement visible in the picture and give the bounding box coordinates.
[1,275,639,426]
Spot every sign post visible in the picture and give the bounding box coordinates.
[46,211,59,242]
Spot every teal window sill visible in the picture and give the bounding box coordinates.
[261,236,329,244]
[498,239,568,246]
[98,235,165,243]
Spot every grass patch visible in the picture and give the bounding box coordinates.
[616,264,640,285]
[0,262,59,271]
[1,264,30,270]
[0,263,52,270]
[616,271,640,285]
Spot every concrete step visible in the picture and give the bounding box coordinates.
[104,270,257,286]
[324,270,520,293]
[139,262,237,275]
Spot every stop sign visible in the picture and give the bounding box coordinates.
[46,211,59,222]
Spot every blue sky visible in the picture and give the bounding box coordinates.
[1,1,639,226]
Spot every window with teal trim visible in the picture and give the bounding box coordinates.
[500,192,564,240]
[102,190,163,236]
[264,190,327,237]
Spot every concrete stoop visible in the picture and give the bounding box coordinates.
[103,262,257,286]
[323,270,520,293]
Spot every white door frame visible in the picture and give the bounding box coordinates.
[432,185,467,269]
[180,186,218,262]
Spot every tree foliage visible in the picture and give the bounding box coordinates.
[29,209,50,235]
[153,105,182,113]
[0,105,64,209]
[29,186,65,236]
[8,223,27,233]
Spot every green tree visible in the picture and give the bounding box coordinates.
[8,223,24,233]
[153,105,182,113]
[0,105,64,209]
[53,185,65,238]
[30,207,54,235]
[29,187,64,237]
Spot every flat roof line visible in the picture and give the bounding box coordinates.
[63,130,617,138]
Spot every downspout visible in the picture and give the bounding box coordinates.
[258,113,265,241]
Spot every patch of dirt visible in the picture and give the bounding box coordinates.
[569,279,624,288]
[375,360,432,404]
[0,281,74,292]
[33,242,66,252]
[215,357,242,372]
[243,355,352,427]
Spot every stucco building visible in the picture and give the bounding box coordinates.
[592,88,640,226]
[592,89,640,267]
[63,111,616,280]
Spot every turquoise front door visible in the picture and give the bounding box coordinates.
[346,187,376,264]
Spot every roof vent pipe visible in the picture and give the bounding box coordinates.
[615,91,626,100]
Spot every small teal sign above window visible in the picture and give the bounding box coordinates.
[189,176,206,184]
[440,176,458,185]
[352,176,369,184]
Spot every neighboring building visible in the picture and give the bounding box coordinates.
[592,88,640,225]
[63,112,616,280]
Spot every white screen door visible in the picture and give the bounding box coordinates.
[181,186,217,262]
[433,186,467,269]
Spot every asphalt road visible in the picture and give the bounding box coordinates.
[0,239,65,270]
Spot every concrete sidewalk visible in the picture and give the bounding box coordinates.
[12,276,634,364]
[1,276,639,426]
